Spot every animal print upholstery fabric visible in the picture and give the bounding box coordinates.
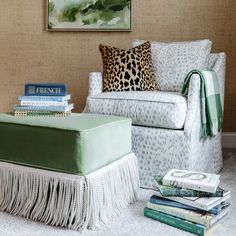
[86,91,187,129]
[88,72,103,96]
[133,39,212,92]
[99,41,158,92]
[132,126,222,188]
[85,53,225,188]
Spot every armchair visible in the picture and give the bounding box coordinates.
[84,52,226,189]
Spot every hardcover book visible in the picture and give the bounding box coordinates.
[144,207,206,236]
[150,195,229,215]
[25,83,67,96]
[154,175,224,197]
[153,190,231,211]
[163,169,220,193]
[147,201,230,227]
[19,94,71,102]
[14,110,71,117]
[14,104,74,113]
[20,100,68,106]
[144,207,226,236]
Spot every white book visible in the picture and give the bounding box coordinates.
[153,190,231,211]
[20,100,68,106]
[163,169,220,193]
[14,104,74,113]
[147,201,230,227]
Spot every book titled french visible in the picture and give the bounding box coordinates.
[25,83,67,96]
[163,169,220,193]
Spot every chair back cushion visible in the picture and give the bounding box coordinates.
[133,39,212,92]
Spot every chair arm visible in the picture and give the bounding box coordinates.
[184,75,201,138]
[88,72,103,96]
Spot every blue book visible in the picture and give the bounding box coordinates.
[14,104,74,113]
[19,94,71,102]
[25,83,67,96]
[150,195,226,215]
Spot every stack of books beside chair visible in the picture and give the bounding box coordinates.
[14,83,73,117]
[144,169,231,236]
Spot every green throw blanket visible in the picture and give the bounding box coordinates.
[181,69,223,138]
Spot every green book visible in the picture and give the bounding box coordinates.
[154,175,224,197]
[144,207,206,236]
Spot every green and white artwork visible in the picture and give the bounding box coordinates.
[47,0,131,31]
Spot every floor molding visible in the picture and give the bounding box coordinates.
[222,132,236,148]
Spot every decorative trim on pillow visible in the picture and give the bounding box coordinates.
[99,41,158,92]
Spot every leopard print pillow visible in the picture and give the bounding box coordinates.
[99,41,158,92]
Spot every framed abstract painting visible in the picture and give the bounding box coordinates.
[47,0,131,31]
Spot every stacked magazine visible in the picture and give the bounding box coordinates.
[14,83,73,117]
[144,169,231,236]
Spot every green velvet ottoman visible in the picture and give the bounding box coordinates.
[0,113,139,231]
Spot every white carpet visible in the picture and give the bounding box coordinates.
[0,149,235,236]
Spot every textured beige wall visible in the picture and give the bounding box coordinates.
[0,0,235,131]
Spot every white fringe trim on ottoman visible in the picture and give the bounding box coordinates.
[0,153,140,231]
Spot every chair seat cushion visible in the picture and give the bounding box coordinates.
[0,113,132,175]
[86,91,187,129]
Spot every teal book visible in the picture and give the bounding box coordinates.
[144,207,206,236]
[19,94,71,102]
[154,175,224,197]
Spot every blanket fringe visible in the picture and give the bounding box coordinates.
[0,153,139,231]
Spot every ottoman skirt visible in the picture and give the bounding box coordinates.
[0,153,139,231]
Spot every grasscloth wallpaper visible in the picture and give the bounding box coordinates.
[0,0,235,131]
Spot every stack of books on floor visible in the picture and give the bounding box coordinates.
[14,83,73,117]
[144,169,231,236]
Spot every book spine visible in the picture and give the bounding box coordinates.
[155,175,223,197]
[14,105,72,112]
[25,84,66,96]
[162,178,216,193]
[144,208,205,236]
[155,191,231,212]
[150,196,199,212]
[19,95,71,102]
[147,202,210,226]
[20,101,68,106]
[159,187,224,197]
[14,111,71,117]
